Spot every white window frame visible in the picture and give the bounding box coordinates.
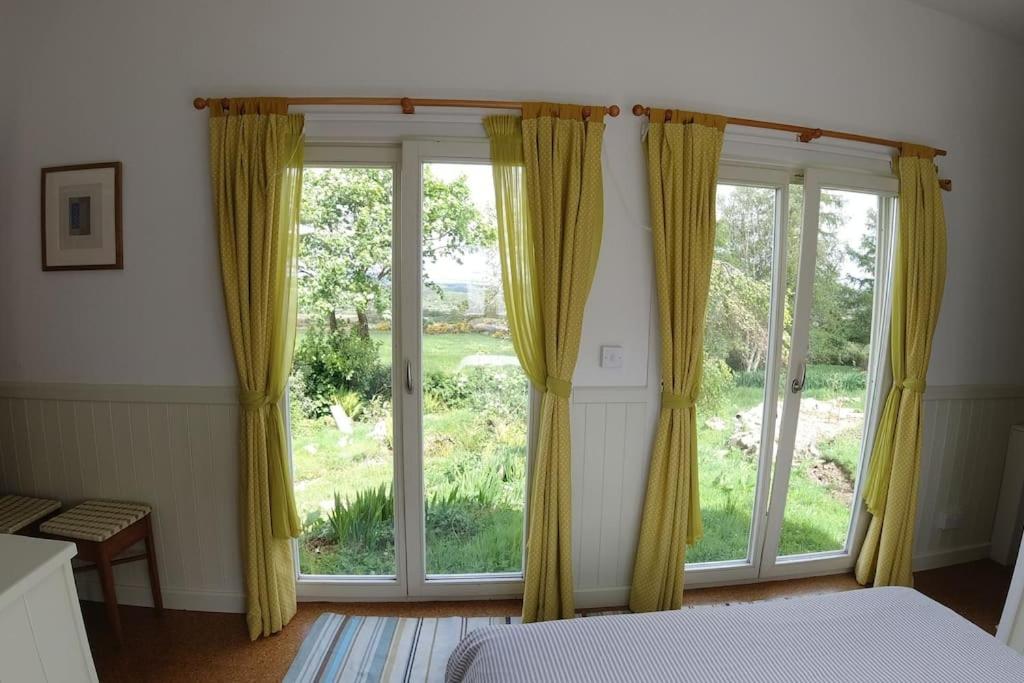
[400,139,528,598]
[684,162,898,588]
[758,167,897,582]
[683,164,791,588]
[289,119,903,599]
[292,140,532,601]
[294,143,409,601]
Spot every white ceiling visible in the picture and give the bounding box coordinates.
[910,0,1024,44]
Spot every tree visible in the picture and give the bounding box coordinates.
[298,167,494,336]
[706,184,850,372]
[842,209,877,348]
[716,185,776,281]
[706,260,773,371]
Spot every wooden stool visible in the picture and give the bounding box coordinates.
[0,494,61,535]
[40,500,162,645]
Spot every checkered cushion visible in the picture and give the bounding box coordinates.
[0,494,61,534]
[40,500,151,542]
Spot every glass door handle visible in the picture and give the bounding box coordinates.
[405,361,414,394]
[791,363,807,394]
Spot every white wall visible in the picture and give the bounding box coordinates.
[2,0,1024,387]
[2,0,1024,609]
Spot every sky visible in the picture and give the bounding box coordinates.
[827,189,883,282]
[424,162,496,286]
[311,162,883,290]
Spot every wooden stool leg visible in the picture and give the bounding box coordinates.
[143,516,163,613]
[95,546,123,646]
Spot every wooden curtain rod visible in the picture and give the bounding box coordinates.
[193,97,620,119]
[631,104,945,156]
[632,105,951,191]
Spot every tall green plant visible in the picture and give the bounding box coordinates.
[327,484,394,550]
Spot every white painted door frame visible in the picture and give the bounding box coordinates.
[293,146,899,600]
[685,164,791,588]
[757,168,898,581]
[687,165,898,587]
[296,140,526,601]
[400,139,525,599]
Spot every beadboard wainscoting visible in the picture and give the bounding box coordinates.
[0,383,245,613]
[569,385,1024,608]
[0,382,1021,613]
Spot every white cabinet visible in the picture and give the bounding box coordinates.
[992,425,1024,565]
[998,527,1024,654]
[0,535,98,682]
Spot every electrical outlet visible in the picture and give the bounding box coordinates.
[938,510,965,530]
[600,345,624,369]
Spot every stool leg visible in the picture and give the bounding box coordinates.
[143,516,163,613]
[95,546,123,646]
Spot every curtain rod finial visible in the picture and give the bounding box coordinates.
[631,104,646,117]
[798,128,824,143]
[608,105,621,118]
[193,98,208,111]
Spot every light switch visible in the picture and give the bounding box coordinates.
[600,345,624,369]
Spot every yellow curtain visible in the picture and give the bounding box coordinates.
[486,103,605,622]
[855,143,946,587]
[208,98,305,640]
[483,115,545,389]
[629,109,726,613]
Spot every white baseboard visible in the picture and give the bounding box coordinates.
[75,577,246,613]
[72,545,991,616]
[574,587,630,609]
[911,543,992,572]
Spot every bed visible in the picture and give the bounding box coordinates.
[446,587,1024,682]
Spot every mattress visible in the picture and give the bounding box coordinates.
[446,587,1024,682]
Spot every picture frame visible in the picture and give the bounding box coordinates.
[41,161,123,271]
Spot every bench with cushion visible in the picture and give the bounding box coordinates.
[40,499,162,645]
[0,494,61,535]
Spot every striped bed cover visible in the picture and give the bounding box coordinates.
[286,614,520,682]
[447,587,1024,682]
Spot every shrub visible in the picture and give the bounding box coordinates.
[733,369,765,388]
[804,365,866,393]
[293,324,390,418]
[712,363,868,396]
[699,356,735,411]
[335,391,365,421]
[326,484,394,551]
[422,367,528,419]
[424,321,472,334]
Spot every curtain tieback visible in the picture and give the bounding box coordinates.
[239,389,272,409]
[545,375,573,399]
[661,389,697,411]
[897,378,927,394]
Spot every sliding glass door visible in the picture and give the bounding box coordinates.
[689,166,896,585]
[758,169,896,580]
[291,142,527,599]
[288,144,896,597]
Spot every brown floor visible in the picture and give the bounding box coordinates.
[85,560,1013,682]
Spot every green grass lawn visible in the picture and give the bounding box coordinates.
[368,330,515,374]
[292,332,525,576]
[291,333,868,575]
[689,365,867,563]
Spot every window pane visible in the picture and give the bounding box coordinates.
[777,188,880,556]
[421,162,527,576]
[291,166,397,576]
[689,183,778,564]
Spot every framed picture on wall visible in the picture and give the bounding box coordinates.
[41,161,123,270]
